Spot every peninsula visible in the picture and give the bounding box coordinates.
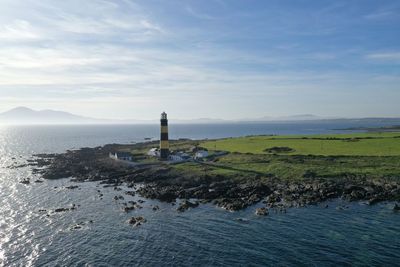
[28,131,400,212]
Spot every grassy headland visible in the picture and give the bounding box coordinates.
[187,132,400,182]
[30,132,400,212]
[201,132,400,156]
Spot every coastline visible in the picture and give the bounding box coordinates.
[23,134,400,214]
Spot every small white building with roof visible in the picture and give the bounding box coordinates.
[169,151,190,162]
[194,150,209,159]
[147,148,160,157]
[109,152,133,161]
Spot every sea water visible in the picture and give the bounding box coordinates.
[0,123,399,266]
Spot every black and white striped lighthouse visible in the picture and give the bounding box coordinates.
[160,112,169,159]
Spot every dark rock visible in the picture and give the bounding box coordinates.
[177,200,199,212]
[367,197,381,205]
[128,216,146,227]
[125,191,135,196]
[255,207,268,216]
[19,179,30,184]
[65,185,79,189]
[54,204,75,212]
[137,185,178,202]
[264,194,281,204]
[215,198,247,211]
[124,206,135,212]
[114,195,124,201]
[54,207,70,212]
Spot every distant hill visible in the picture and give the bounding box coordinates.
[0,107,104,124]
[246,114,325,122]
[173,118,227,124]
[1,107,400,125]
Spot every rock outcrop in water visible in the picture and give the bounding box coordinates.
[255,207,268,216]
[177,200,199,212]
[128,216,146,227]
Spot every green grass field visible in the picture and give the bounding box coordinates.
[182,132,400,181]
[201,132,400,156]
[116,132,400,182]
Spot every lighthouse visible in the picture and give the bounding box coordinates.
[160,112,169,159]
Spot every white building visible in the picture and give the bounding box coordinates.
[169,154,184,161]
[147,148,160,157]
[169,151,190,162]
[109,152,133,161]
[194,150,209,159]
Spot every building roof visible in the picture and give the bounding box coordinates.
[114,152,132,157]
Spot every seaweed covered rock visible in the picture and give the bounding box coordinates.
[137,185,179,202]
[255,207,268,216]
[128,216,146,227]
[177,200,199,212]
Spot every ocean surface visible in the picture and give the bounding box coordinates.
[1,122,400,267]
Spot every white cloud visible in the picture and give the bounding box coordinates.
[307,53,337,60]
[139,20,165,34]
[49,15,164,35]
[365,11,394,20]
[364,6,399,20]
[366,52,400,62]
[0,0,164,40]
[0,0,398,119]
[0,20,40,40]
[185,6,217,20]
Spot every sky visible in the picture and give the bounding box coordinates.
[0,0,399,120]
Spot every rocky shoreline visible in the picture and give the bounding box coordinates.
[26,143,400,214]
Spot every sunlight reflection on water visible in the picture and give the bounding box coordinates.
[0,124,399,266]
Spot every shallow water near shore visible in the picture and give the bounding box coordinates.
[1,123,400,266]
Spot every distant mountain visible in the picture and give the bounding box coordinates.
[173,118,227,124]
[280,114,322,120]
[249,114,325,121]
[1,107,399,125]
[0,107,104,124]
